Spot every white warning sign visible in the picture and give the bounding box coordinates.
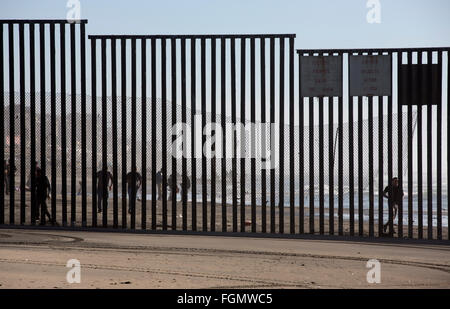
[349,55,392,96]
[300,55,343,98]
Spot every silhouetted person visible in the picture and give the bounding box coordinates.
[180,174,191,200]
[155,170,163,200]
[167,174,179,201]
[5,159,16,195]
[96,169,113,213]
[126,171,142,214]
[29,167,56,226]
[383,177,404,235]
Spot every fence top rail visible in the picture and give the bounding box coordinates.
[88,34,296,40]
[297,47,450,54]
[0,19,88,24]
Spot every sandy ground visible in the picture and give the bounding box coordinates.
[2,192,448,239]
[0,228,449,289]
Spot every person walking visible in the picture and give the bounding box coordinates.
[96,168,113,213]
[29,167,57,226]
[383,177,404,235]
[126,171,142,214]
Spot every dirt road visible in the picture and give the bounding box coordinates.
[0,229,449,288]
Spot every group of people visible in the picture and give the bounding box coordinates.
[95,169,191,215]
[3,159,403,234]
[2,160,56,225]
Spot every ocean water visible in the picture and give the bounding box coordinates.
[143,190,448,228]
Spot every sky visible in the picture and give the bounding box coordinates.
[1,0,449,176]
[1,0,449,49]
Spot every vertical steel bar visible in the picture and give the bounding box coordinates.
[111,39,118,229]
[19,23,26,224]
[436,51,442,240]
[170,38,176,230]
[29,23,36,225]
[338,54,344,235]
[91,39,97,227]
[447,50,449,240]
[240,37,246,233]
[120,38,127,229]
[397,52,403,238]
[231,37,237,233]
[191,38,197,231]
[221,38,227,233]
[260,38,267,233]
[288,38,295,234]
[80,23,87,227]
[0,24,4,225]
[181,38,187,231]
[101,38,108,228]
[70,23,76,226]
[269,37,276,234]
[39,23,45,224]
[337,54,344,236]
[329,95,335,236]
[319,93,324,235]
[417,52,423,239]
[131,38,137,229]
[358,95,364,236]
[348,53,355,236]
[250,37,256,233]
[378,84,384,237]
[387,53,394,237]
[211,38,217,232]
[368,95,374,237]
[427,51,433,240]
[308,71,315,234]
[298,53,304,234]
[161,38,168,231]
[60,23,67,226]
[151,37,157,230]
[141,38,147,230]
[279,37,285,234]
[9,23,15,224]
[407,51,413,238]
[201,38,207,232]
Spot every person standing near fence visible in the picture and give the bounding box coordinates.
[28,167,57,226]
[180,174,191,200]
[126,171,142,214]
[96,168,113,213]
[5,159,16,195]
[383,177,404,235]
[155,170,163,200]
[167,173,179,201]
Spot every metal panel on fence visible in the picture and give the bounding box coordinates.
[86,34,295,232]
[297,47,449,240]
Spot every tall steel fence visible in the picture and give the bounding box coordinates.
[1,20,449,240]
[297,48,449,240]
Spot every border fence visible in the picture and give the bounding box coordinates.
[1,19,449,240]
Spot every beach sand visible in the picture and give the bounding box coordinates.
[2,191,448,240]
[0,228,449,289]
